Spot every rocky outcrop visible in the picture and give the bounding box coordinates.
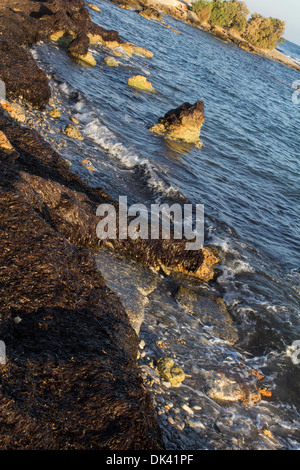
[199,368,272,405]
[156,358,185,387]
[175,286,239,345]
[0,110,165,450]
[128,75,156,93]
[0,0,124,107]
[150,101,205,146]
[64,123,84,140]
[0,39,51,109]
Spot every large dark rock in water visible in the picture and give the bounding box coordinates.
[150,101,205,147]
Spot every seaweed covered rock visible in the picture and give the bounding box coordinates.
[0,39,51,109]
[0,109,164,450]
[150,101,205,146]
[0,0,124,106]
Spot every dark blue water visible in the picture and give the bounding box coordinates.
[31,0,300,448]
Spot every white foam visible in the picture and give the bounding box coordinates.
[72,102,183,198]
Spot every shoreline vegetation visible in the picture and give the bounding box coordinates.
[111,0,300,71]
[0,0,297,450]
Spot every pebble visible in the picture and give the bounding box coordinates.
[181,404,194,416]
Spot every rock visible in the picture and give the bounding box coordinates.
[70,117,79,125]
[176,247,220,282]
[96,250,158,334]
[104,57,119,67]
[138,7,163,21]
[70,51,97,67]
[123,43,153,58]
[0,40,51,109]
[64,124,84,140]
[181,403,194,415]
[88,4,101,12]
[128,75,156,93]
[150,101,205,146]
[156,358,185,387]
[0,101,26,123]
[0,130,19,159]
[131,45,153,58]
[49,30,76,46]
[81,159,96,171]
[0,106,164,450]
[48,108,61,119]
[175,286,239,345]
[200,369,262,405]
[0,130,15,152]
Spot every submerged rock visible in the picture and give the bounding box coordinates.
[104,56,119,67]
[81,159,96,171]
[128,75,156,93]
[175,286,239,345]
[156,358,185,387]
[200,369,262,405]
[48,107,61,119]
[150,101,205,146]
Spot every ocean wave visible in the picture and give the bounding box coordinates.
[70,99,185,201]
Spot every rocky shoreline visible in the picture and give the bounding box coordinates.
[0,0,222,449]
[110,0,300,72]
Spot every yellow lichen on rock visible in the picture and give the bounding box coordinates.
[156,357,185,387]
[88,4,101,12]
[127,75,156,93]
[150,101,205,146]
[64,124,84,140]
[70,51,96,67]
[81,159,96,171]
[48,108,61,119]
[132,45,153,58]
[49,30,75,46]
[177,247,220,282]
[104,57,119,67]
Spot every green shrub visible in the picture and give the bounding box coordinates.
[192,0,213,22]
[243,13,286,49]
[191,0,285,50]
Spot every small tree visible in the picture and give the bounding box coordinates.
[192,0,213,23]
[243,13,286,49]
[230,1,249,34]
[208,0,248,30]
